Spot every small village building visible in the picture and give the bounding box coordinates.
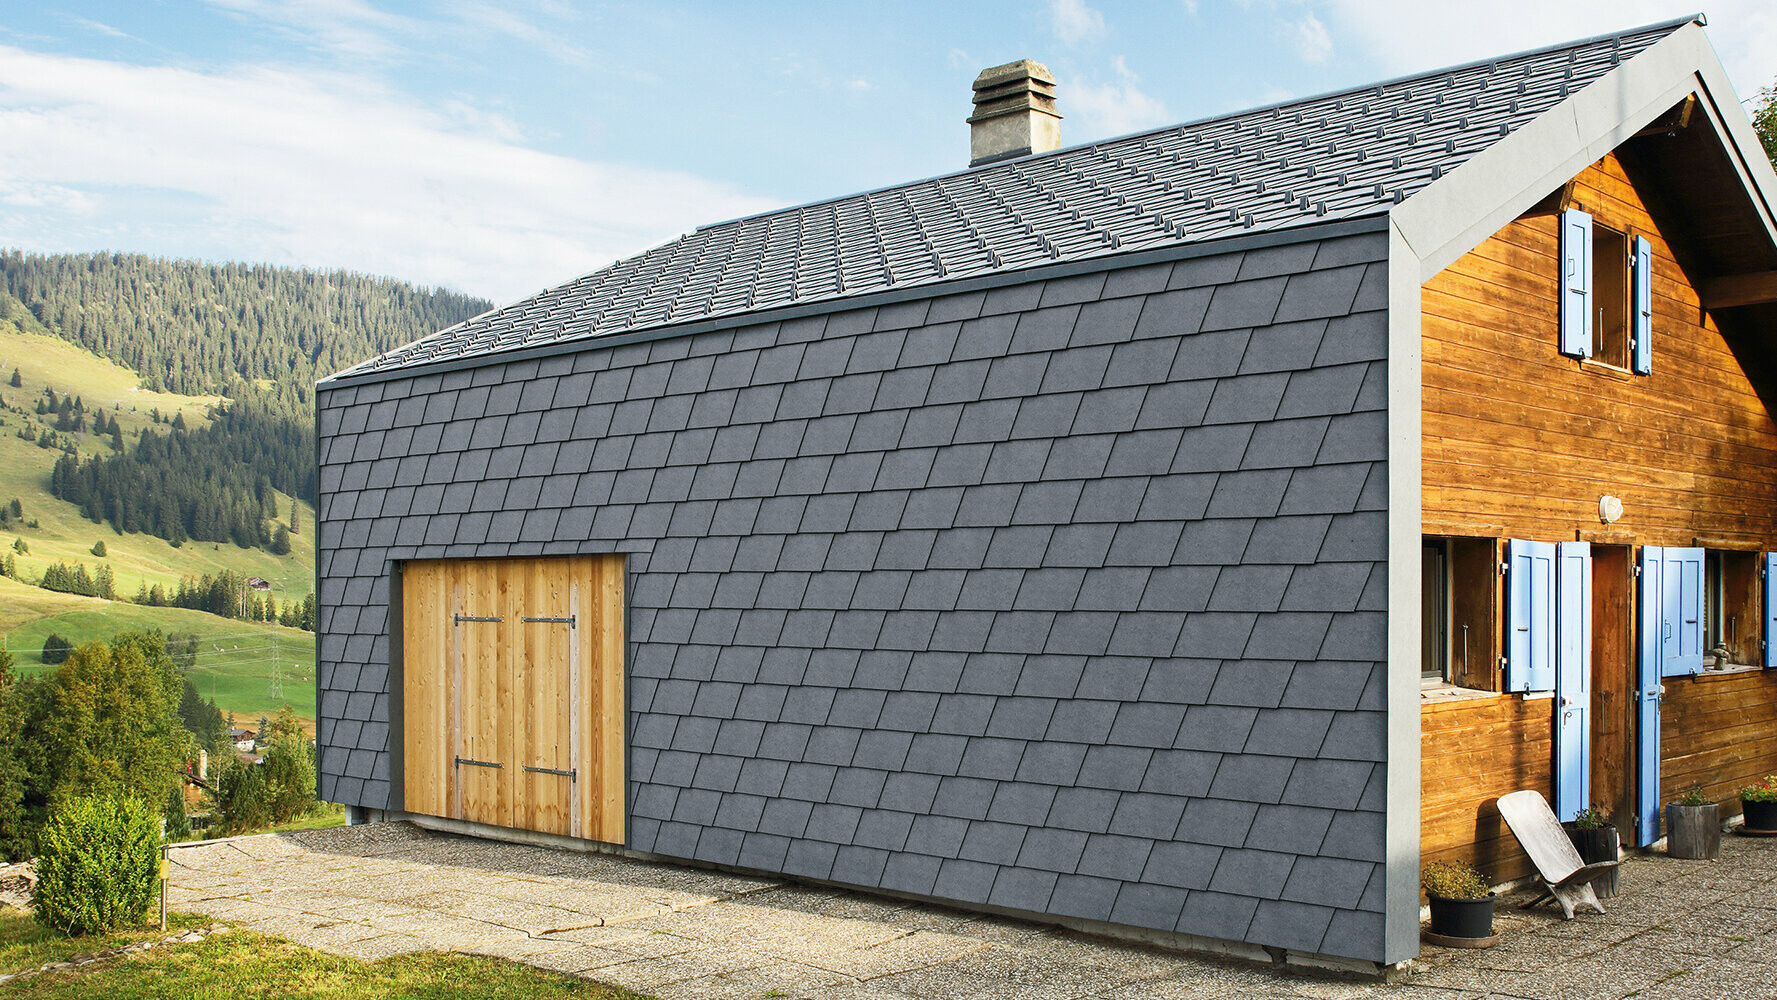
[315,17,1777,970]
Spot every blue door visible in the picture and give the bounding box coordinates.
[1636,546,1665,846]
[1554,542,1592,821]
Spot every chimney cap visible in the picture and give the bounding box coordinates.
[967,58,1061,167]
[972,58,1057,92]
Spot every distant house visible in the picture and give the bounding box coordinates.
[230,728,257,752]
[314,17,1777,972]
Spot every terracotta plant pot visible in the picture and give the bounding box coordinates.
[1427,893,1495,939]
[1563,822,1620,899]
[1742,799,1777,832]
[1666,802,1721,859]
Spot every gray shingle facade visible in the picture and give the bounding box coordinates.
[316,230,1390,960]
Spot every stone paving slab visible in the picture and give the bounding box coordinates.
[163,821,1777,999]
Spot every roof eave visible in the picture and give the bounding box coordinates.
[1391,19,1775,283]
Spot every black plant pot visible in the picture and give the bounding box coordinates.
[1427,893,1495,939]
[1667,803,1721,859]
[1563,823,1620,899]
[1742,799,1777,832]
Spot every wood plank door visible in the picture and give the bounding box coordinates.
[401,554,626,843]
[517,561,575,837]
[455,557,512,830]
[1589,546,1634,830]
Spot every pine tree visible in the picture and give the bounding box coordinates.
[7,368,18,387]
[164,782,192,841]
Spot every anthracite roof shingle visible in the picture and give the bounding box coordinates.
[330,18,1688,381]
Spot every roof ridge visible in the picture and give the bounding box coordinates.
[691,14,1701,234]
[327,14,1702,382]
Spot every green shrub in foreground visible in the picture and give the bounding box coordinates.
[31,794,161,936]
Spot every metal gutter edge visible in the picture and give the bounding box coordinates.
[317,214,1389,392]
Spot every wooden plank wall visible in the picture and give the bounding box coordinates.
[401,555,626,844]
[1662,670,1777,816]
[1422,154,1777,547]
[1420,151,1777,866]
[1421,694,1552,883]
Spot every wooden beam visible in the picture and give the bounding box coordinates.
[1630,95,1696,139]
[1702,271,1777,309]
[1518,179,1578,219]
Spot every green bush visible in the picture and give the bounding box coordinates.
[31,794,161,936]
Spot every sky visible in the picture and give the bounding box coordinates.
[1,1,1774,307]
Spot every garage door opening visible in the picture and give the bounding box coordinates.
[401,555,625,843]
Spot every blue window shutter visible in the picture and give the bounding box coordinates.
[1631,235,1653,374]
[1765,553,1777,668]
[1507,539,1557,692]
[1553,541,1593,821]
[1635,546,1664,846]
[1661,547,1705,677]
[1560,208,1593,358]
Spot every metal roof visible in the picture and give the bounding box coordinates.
[331,17,1693,381]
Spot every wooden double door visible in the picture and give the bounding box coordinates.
[402,555,625,843]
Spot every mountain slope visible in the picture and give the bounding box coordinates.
[0,251,488,726]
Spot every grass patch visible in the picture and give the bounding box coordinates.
[6,927,652,999]
[1,585,317,727]
[267,803,347,834]
[0,908,209,975]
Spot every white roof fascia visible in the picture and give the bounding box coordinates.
[1392,22,1777,283]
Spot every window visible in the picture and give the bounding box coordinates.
[1422,540,1447,683]
[1422,536,1500,691]
[1704,549,1760,665]
[1592,223,1629,367]
[1559,207,1652,374]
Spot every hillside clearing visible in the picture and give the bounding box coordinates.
[1,578,317,726]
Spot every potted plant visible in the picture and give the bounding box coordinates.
[1738,775,1777,833]
[1422,860,1495,943]
[1563,805,1619,899]
[1666,784,1721,860]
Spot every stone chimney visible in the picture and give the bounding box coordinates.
[968,59,1061,167]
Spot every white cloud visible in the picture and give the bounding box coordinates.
[1050,0,1107,47]
[69,17,131,40]
[1289,12,1332,63]
[0,47,773,303]
[442,0,590,68]
[1321,1,1777,102]
[202,0,413,62]
[1066,56,1173,140]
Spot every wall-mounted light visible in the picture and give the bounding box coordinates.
[1598,495,1624,524]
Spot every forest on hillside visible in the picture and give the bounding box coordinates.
[1,251,489,555]
[0,251,489,398]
